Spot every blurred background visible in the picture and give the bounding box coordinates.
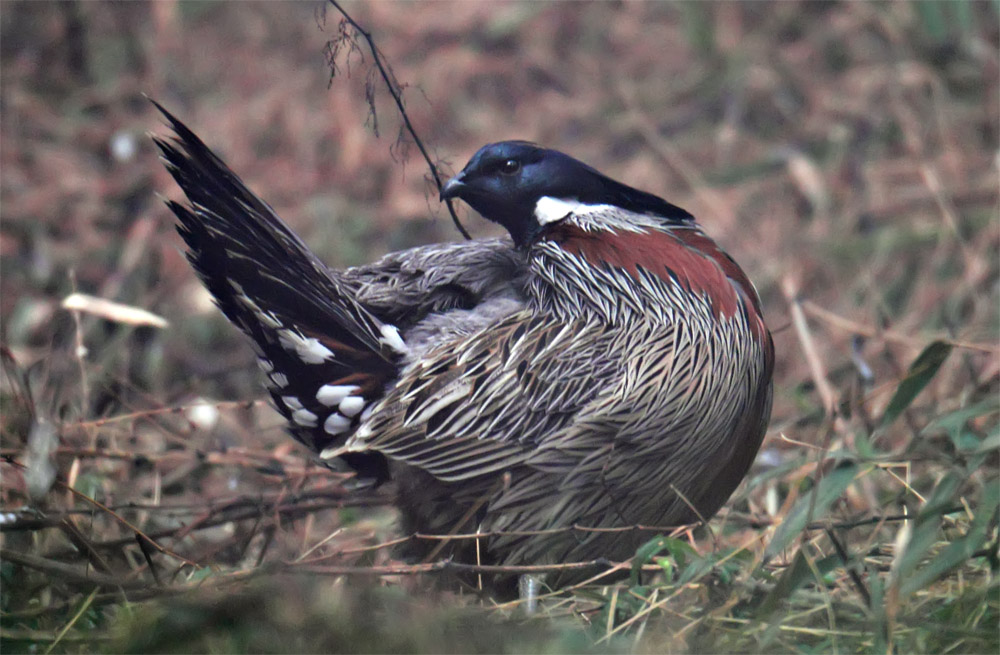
[1,1,997,652]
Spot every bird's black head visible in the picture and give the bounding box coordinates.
[440,141,693,246]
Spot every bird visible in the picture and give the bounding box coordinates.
[153,102,774,595]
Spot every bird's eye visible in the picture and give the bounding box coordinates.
[500,159,520,175]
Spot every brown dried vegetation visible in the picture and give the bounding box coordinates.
[1,2,997,652]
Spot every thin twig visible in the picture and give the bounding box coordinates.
[824,528,872,607]
[326,0,471,240]
[782,275,839,418]
[801,300,998,354]
[721,507,968,531]
[1,548,153,592]
[4,458,197,567]
[43,588,99,655]
[295,559,616,577]
[1,565,275,620]
[421,474,506,563]
[64,399,265,429]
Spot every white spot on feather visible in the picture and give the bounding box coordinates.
[278,328,334,364]
[257,358,274,373]
[317,384,360,407]
[324,413,353,435]
[270,372,288,388]
[292,408,318,427]
[281,396,303,411]
[379,324,407,354]
[338,396,365,417]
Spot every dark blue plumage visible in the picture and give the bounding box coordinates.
[440,141,693,246]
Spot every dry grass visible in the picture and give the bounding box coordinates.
[1,1,997,653]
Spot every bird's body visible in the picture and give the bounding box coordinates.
[155,106,773,590]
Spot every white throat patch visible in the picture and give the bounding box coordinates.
[533,196,616,225]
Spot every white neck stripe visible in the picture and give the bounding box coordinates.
[533,196,617,225]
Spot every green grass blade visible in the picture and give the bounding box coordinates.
[764,461,859,560]
[879,341,952,429]
[755,550,813,619]
[890,472,963,585]
[900,479,1000,597]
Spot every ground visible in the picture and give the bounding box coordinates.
[1,2,997,653]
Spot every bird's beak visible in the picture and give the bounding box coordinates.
[440,172,467,202]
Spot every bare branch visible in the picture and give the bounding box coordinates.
[324,0,472,240]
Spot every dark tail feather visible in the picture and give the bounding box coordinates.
[153,101,397,479]
[152,100,384,349]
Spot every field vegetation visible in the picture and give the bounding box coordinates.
[1,1,997,652]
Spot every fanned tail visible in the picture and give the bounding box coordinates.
[153,101,403,479]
